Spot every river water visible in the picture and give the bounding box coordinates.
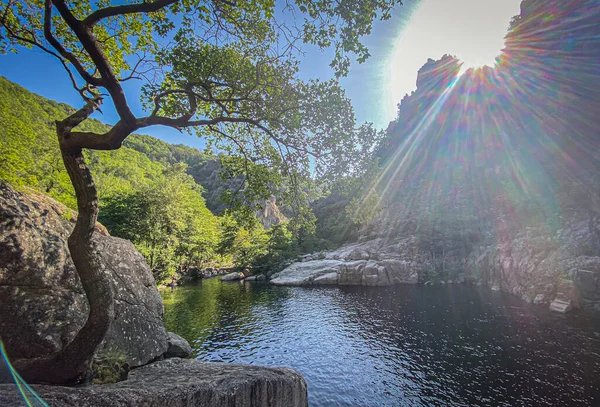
[161,278,600,406]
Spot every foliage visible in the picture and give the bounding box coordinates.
[252,222,297,273]
[91,349,128,385]
[99,164,219,283]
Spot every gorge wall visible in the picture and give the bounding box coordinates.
[275,0,600,312]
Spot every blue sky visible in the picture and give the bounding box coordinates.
[0,0,520,150]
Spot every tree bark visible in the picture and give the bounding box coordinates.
[14,108,115,385]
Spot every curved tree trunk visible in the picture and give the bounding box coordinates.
[14,108,115,385]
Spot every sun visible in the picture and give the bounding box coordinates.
[384,0,521,118]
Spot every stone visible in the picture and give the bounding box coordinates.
[270,260,343,286]
[312,272,339,285]
[220,272,245,281]
[0,358,308,407]
[379,259,418,284]
[256,274,267,281]
[164,332,192,359]
[0,183,168,370]
[549,299,573,313]
[244,275,258,281]
[338,260,367,285]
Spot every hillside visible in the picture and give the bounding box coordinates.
[0,76,263,215]
[0,76,292,281]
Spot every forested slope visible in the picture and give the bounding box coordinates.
[0,77,294,281]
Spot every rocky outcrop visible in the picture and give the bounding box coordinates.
[0,183,168,369]
[0,358,308,407]
[271,241,419,287]
[274,218,600,313]
[465,222,600,312]
[257,195,286,230]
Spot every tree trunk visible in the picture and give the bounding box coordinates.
[14,114,115,385]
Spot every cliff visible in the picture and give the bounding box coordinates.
[274,0,600,313]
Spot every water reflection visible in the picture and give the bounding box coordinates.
[161,279,600,406]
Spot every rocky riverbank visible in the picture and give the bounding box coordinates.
[271,217,600,314]
[0,182,307,406]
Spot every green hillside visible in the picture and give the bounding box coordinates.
[0,76,307,281]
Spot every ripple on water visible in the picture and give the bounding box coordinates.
[161,280,600,407]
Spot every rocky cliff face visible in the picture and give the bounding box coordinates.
[276,0,600,313]
[0,182,169,367]
[257,195,286,230]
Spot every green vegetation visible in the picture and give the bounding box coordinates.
[0,76,380,282]
[91,349,129,385]
[0,0,397,384]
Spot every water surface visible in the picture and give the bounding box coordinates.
[161,279,600,406]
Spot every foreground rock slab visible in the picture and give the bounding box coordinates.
[0,358,308,407]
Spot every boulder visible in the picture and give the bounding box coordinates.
[312,272,339,285]
[549,299,573,313]
[220,272,245,281]
[0,183,168,369]
[270,260,343,286]
[338,260,367,285]
[164,332,192,359]
[0,358,308,407]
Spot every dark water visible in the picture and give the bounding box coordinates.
[161,279,600,406]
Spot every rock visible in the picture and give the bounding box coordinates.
[0,358,308,407]
[244,275,258,281]
[270,260,343,286]
[362,261,388,286]
[164,332,192,359]
[256,274,267,281]
[0,183,168,369]
[179,267,202,284]
[257,195,287,230]
[338,260,367,285]
[533,294,546,305]
[220,272,245,281]
[549,299,573,313]
[313,272,339,285]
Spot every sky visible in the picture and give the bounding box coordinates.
[0,0,521,150]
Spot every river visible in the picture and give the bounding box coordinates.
[161,278,600,406]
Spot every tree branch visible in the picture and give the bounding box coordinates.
[83,0,179,27]
[43,0,102,87]
[51,0,136,123]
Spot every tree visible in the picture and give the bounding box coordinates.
[0,0,402,384]
[99,164,220,283]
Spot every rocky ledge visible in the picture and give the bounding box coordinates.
[0,358,308,407]
[270,240,419,287]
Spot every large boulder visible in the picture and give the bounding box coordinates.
[0,358,308,407]
[270,260,343,286]
[0,183,168,369]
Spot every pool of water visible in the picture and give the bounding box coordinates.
[161,278,600,406]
